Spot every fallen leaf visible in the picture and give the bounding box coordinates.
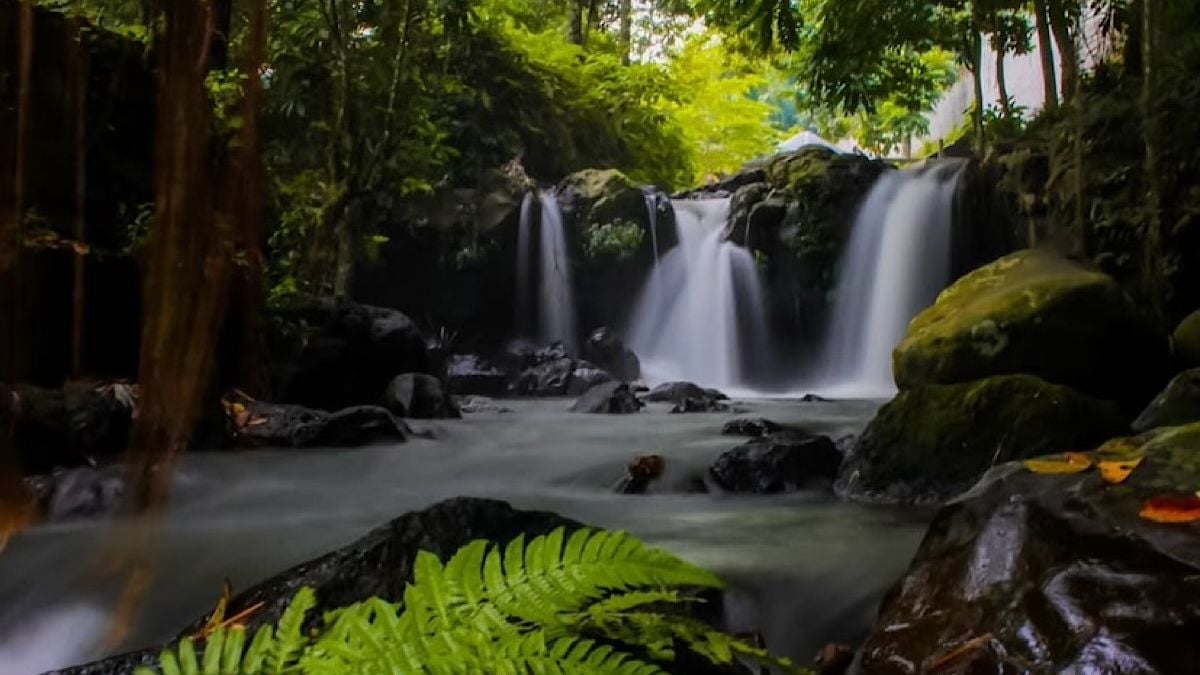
[1099,455,1145,484]
[1024,452,1093,475]
[218,601,265,629]
[1140,496,1200,523]
[197,579,233,639]
[246,416,268,427]
[927,633,993,672]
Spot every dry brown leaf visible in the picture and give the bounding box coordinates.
[197,579,233,640]
[927,633,994,672]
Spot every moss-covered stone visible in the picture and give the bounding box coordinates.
[1133,368,1200,432]
[838,374,1126,504]
[894,248,1171,411]
[1175,310,1200,368]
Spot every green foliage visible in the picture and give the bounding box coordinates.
[584,221,646,261]
[137,528,806,675]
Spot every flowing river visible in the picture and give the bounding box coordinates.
[0,398,931,674]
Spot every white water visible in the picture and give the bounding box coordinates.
[816,161,965,398]
[627,199,772,391]
[515,190,577,352]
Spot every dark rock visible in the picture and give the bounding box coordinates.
[382,373,460,419]
[5,382,134,474]
[721,417,783,437]
[278,301,430,411]
[509,357,576,396]
[644,382,728,403]
[710,431,841,493]
[615,454,667,494]
[228,400,405,448]
[444,354,508,397]
[1175,310,1200,368]
[457,396,509,414]
[311,406,408,446]
[583,327,641,382]
[455,396,511,414]
[813,643,853,675]
[571,381,642,414]
[566,366,614,396]
[24,466,126,521]
[799,393,830,403]
[670,397,731,414]
[1133,368,1200,432]
[858,423,1200,674]
[894,249,1172,412]
[839,374,1127,504]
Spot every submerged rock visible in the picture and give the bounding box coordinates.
[644,382,728,404]
[228,400,406,448]
[571,381,642,414]
[615,454,667,494]
[710,431,841,494]
[582,327,640,382]
[721,417,783,437]
[25,465,126,521]
[894,249,1171,411]
[455,395,511,414]
[1133,368,1200,432]
[382,373,460,419]
[670,397,732,414]
[858,424,1200,674]
[277,301,430,411]
[444,354,508,397]
[840,374,1126,504]
[1175,310,1200,368]
[4,381,134,474]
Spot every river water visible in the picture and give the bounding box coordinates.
[0,398,930,674]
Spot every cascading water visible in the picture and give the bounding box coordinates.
[514,189,577,351]
[627,198,771,390]
[816,160,966,397]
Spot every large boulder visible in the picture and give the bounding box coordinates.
[444,354,508,397]
[277,301,430,411]
[382,373,460,419]
[24,466,126,521]
[582,327,640,382]
[1133,368,1200,432]
[509,357,576,396]
[643,382,727,404]
[227,400,406,448]
[570,381,643,414]
[839,375,1126,504]
[894,249,1171,411]
[1175,310,1200,368]
[709,431,841,494]
[4,382,134,474]
[858,423,1200,674]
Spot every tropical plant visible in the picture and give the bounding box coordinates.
[135,528,807,675]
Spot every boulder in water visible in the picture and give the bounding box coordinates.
[509,356,576,396]
[710,431,841,493]
[1133,368,1200,432]
[670,397,733,414]
[644,382,728,404]
[227,399,406,448]
[24,465,126,521]
[839,374,1126,504]
[858,423,1200,674]
[382,373,460,419]
[455,395,511,414]
[582,326,640,382]
[277,300,430,411]
[1175,310,1200,368]
[444,354,508,397]
[893,249,1171,411]
[721,417,783,437]
[4,381,134,474]
[566,365,614,396]
[571,381,642,414]
[615,454,666,494]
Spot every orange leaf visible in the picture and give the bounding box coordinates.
[1024,452,1092,475]
[1140,496,1200,523]
[928,633,993,672]
[1099,455,1145,484]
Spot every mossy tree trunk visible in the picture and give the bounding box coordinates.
[69,9,89,378]
[1033,0,1058,111]
[970,31,986,154]
[1140,0,1162,320]
[619,0,633,64]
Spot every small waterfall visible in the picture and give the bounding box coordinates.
[817,160,966,397]
[627,198,771,390]
[514,189,577,351]
[643,189,660,263]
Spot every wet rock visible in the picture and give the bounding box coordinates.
[1175,310,1200,368]
[710,431,841,493]
[455,395,511,414]
[670,397,732,414]
[571,381,642,414]
[566,366,614,396]
[721,417,783,437]
[583,327,640,382]
[894,249,1171,412]
[5,381,134,474]
[228,400,405,448]
[444,354,508,397]
[278,300,430,411]
[858,423,1200,674]
[24,466,126,521]
[382,373,460,419]
[840,374,1126,504]
[799,393,830,403]
[615,454,667,494]
[509,356,576,396]
[644,382,728,404]
[1133,368,1200,432]
[813,643,853,675]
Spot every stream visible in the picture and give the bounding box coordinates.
[0,398,932,674]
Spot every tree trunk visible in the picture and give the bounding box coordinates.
[1140,0,1162,318]
[1047,0,1078,105]
[334,212,355,299]
[1034,0,1058,111]
[996,37,1011,118]
[70,11,89,378]
[569,0,584,45]
[1071,10,1087,258]
[586,0,601,43]
[971,31,986,153]
[126,0,237,511]
[619,0,633,64]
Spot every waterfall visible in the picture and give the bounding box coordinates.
[514,189,577,351]
[643,189,660,263]
[816,160,966,397]
[627,198,771,390]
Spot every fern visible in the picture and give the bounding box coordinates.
[139,527,808,675]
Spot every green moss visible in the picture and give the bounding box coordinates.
[1174,310,1200,368]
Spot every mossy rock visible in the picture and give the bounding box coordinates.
[838,374,1126,504]
[1175,310,1200,368]
[1133,368,1200,432]
[859,422,1200,674]
[894,248,1171,411]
